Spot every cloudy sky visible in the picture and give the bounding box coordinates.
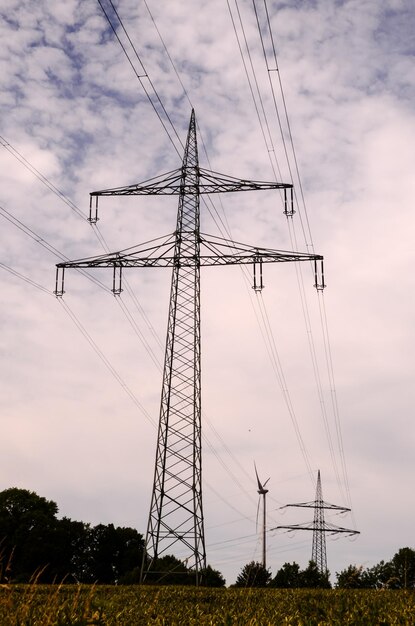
[1,0,415,584]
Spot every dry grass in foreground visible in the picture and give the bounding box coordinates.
[1,583,415,625]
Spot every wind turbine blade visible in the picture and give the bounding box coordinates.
[264,477,270,488]
[254,461,263,491]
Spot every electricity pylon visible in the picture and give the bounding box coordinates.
[272,470,359,574]
[54,110,325,584]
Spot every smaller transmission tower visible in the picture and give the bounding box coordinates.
[272,470,359,574]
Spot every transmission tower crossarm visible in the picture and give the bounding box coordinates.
[90,168,184,197]
[271,522,359,536]
[55,237,322,270]
[55,234,177,270]
[54,228,325,300]
[198,168,292,193]
[280,500,351,512]
[54,235,324,297]
[89,167,292,198]
[199,235,322,266]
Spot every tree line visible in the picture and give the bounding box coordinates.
[1,488,414,588]
[234,560,330,588]
[233,550,415,589]
[0,488,224,585]
[0,488,145,583]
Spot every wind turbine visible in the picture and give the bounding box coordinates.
[254,463,270,570]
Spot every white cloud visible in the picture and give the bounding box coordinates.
[0,0,414,585]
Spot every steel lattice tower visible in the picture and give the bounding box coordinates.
[54,110,326,584]
[311,470,327,572]
[146,112,205,579]
[273,470,359,574]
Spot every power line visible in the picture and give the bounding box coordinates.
[317,291,355,517]
[91,0,317,506]
[54,110,323,581]
[95,0,184,158]
[256,291,315,481]
[0,137,262,531]
[0,136,168,379]
[242,0,353,509]
[5,0,346,554]
[0,249,157,430]
[0,204,110,294]
[261,0,314,251]
[226,0,284,183]
[0,136,86,221]
[0,262,52,296]
[138,0,319,489]
[286,219,345,498]
[1,195,257,527]
[58,298,156,427]
[251,0,312,252]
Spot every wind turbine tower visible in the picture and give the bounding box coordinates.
[255,464,270,570]
[54,110,325,584]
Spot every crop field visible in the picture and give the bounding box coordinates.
[1,585,415,625]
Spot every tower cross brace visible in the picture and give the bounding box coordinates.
[54,110,325,584]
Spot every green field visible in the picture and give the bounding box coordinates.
[1,585,415,625]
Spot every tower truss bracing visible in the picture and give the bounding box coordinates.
[54,110,325,584]
[272,470,359,574]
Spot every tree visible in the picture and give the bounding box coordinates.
[361,560,394,589]
[199,564,226,587]
[141,557,226,586]
[336,550,415,590]
[357,549,415,590]
[300,561,331,589]
[234,561,272,587]
[390,547,415,589]
[112,526,146,584]
[0,488,145,584]
[0,488,60,582]
[146,554,193,585]
[86,523,145,584]
[335,564,365,588]
[87,524,119,583]
[270,560,331,589]
[270,561,301,588]
[50,516,90,582]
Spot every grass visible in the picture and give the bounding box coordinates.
[1,584,415,625]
